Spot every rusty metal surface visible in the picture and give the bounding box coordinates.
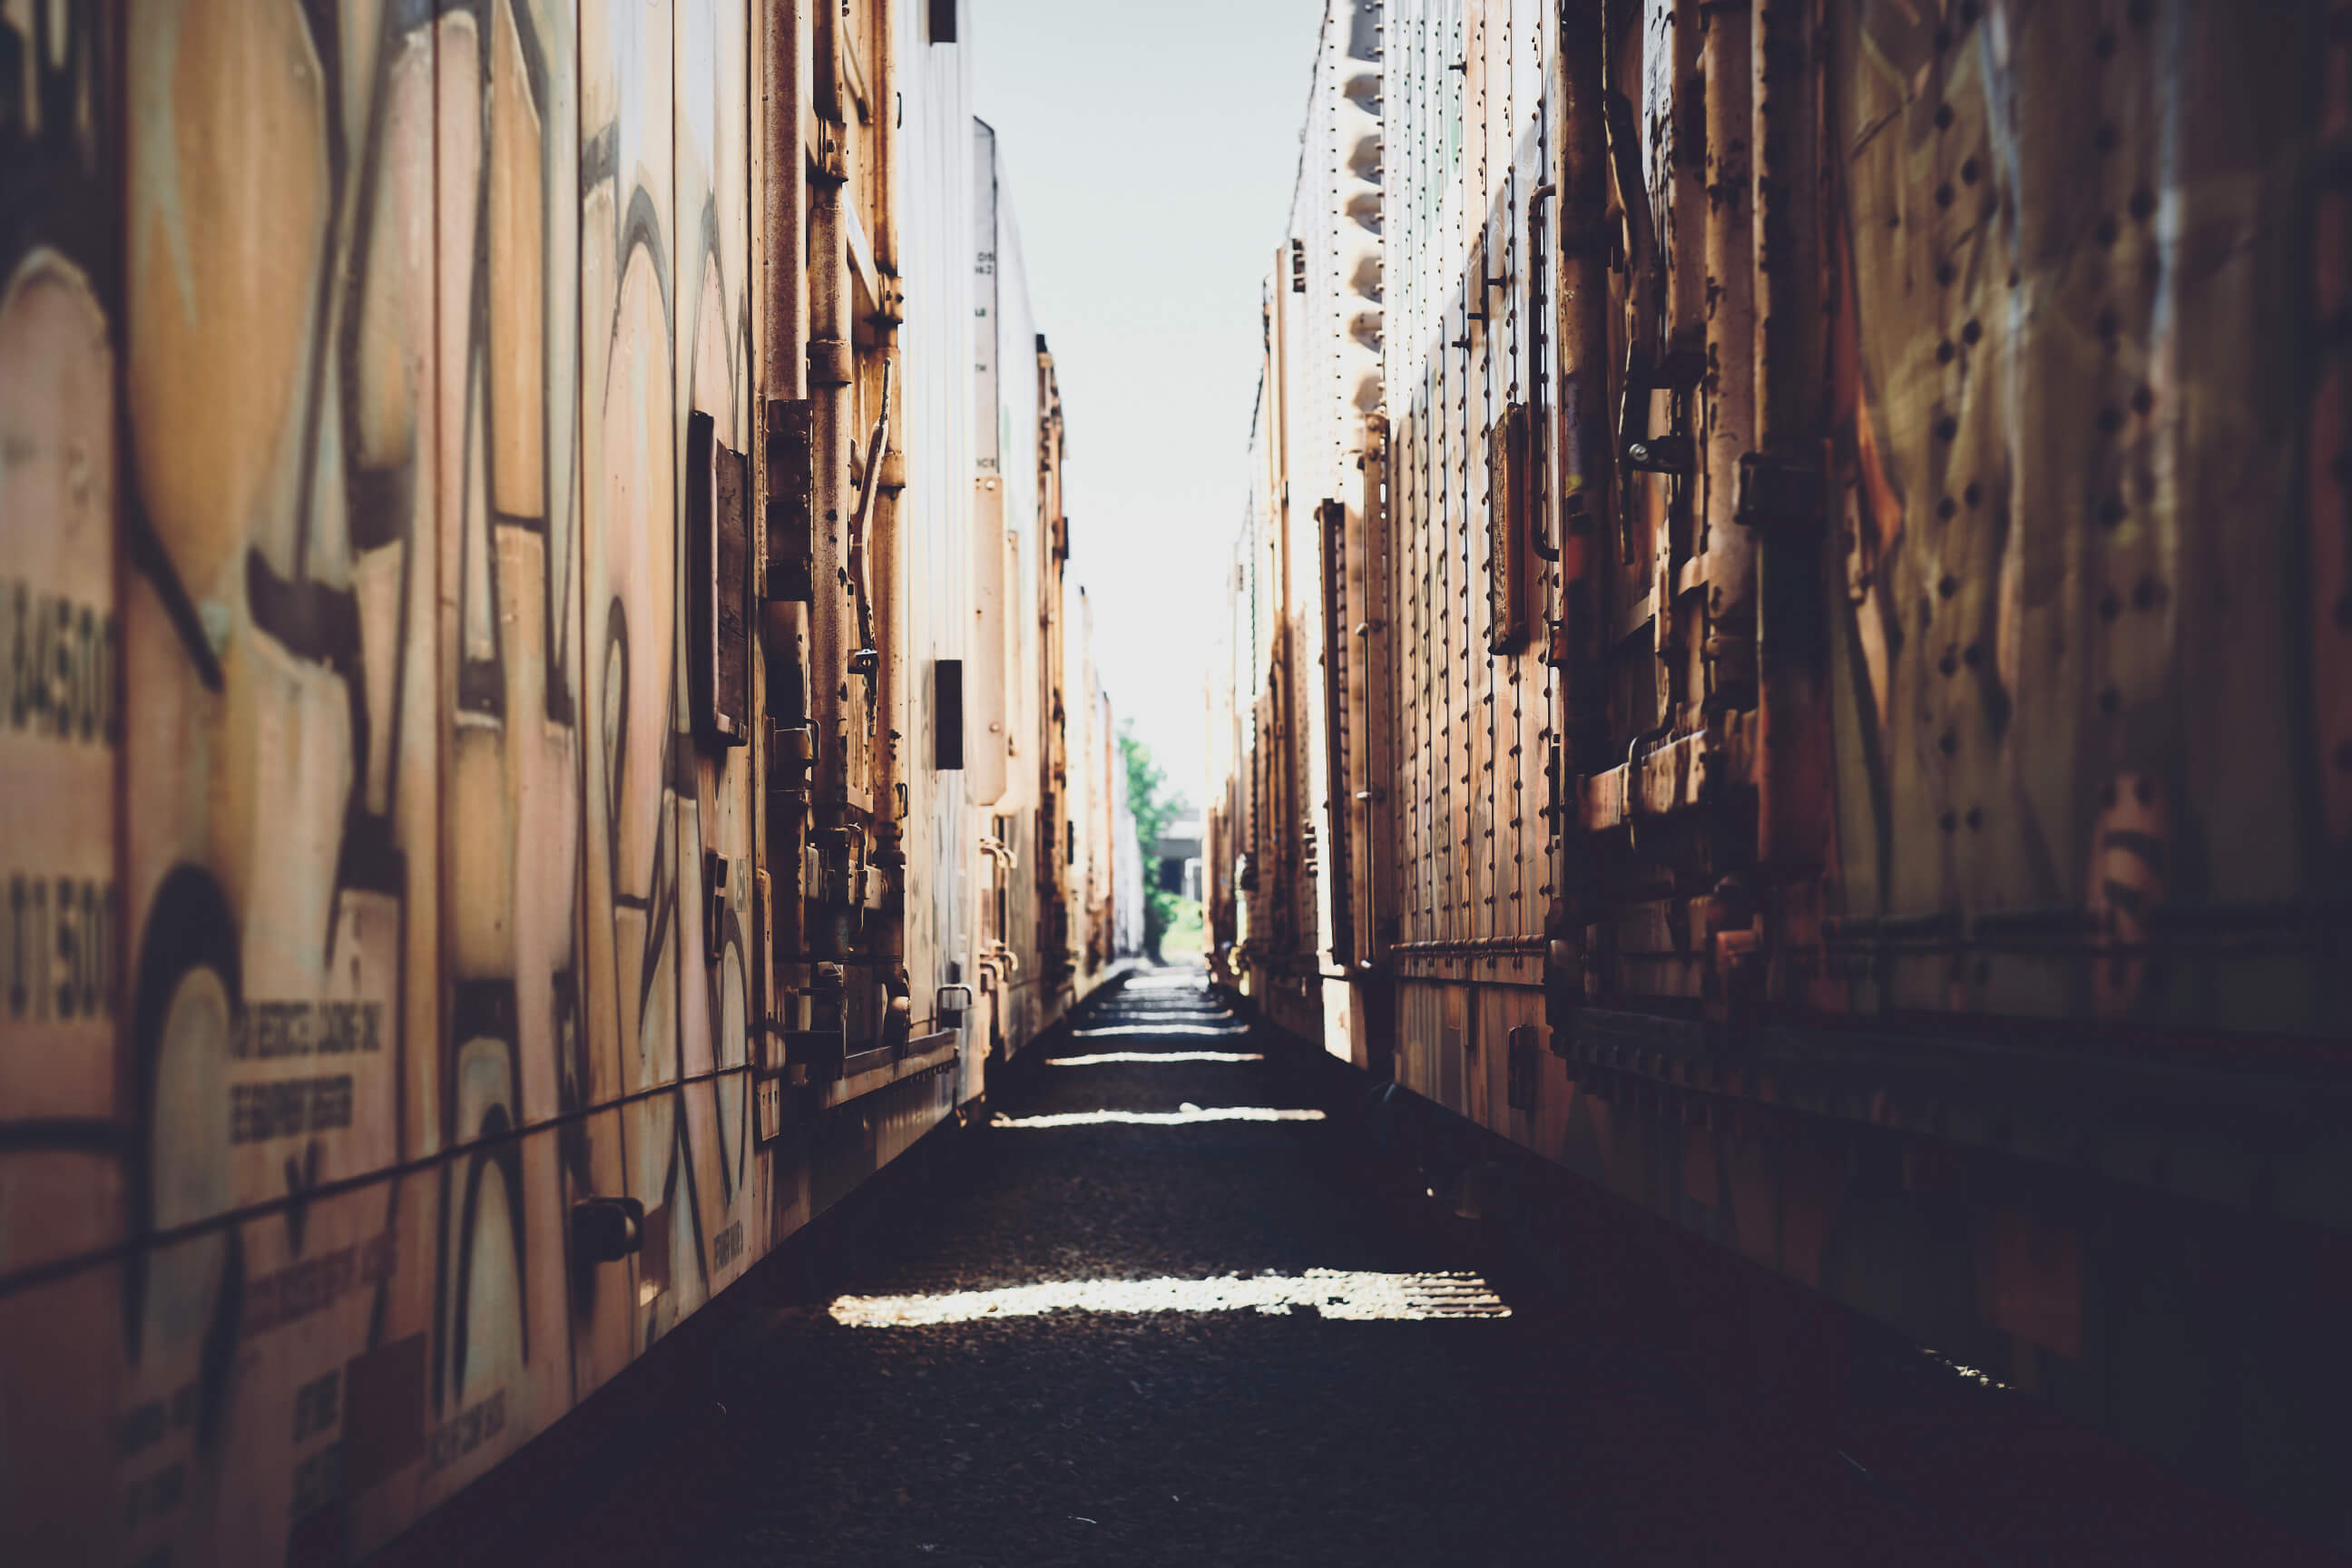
[0,5,1132,1562]
[1210,0,2352,1538]
[1818,2,2337,1032]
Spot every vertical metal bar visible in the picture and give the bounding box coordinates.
[1364,412,1397,970]
[1319,497,1356,967]
[871,0,897,272]
[1659,0,1707,727]
[1467,0,1492,961]
[866,0,906,1006]
[1553,0,1611,758]
[807,0,851,965]
[1703,0,1756,701]
[1279,247,1306,984]
[1752,0,1831,879]
[761,3,808,407]
[2316,4,2352,856]
[758,2,812,1028]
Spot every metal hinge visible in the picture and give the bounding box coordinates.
[1735,450,1823,531]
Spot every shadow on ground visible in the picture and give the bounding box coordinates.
[680,968,1978,1568]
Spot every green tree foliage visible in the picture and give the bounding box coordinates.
[1119,724,1189,959]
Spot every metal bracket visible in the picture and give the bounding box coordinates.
[807,338,852,388]
[764,399,815,603]
[704,851,729,962]
[1506,1024,1543,1112]
[687,413,752,746]
[1623,433,1696,475]
[572,1197,644,1263]
[784,1026,848,1081]
[1735,450,1823,531]
[810,121,848,187]
[1615,333,1705,477]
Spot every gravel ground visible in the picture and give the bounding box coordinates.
[689,970,1981,1568]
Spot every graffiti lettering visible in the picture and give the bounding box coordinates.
[5,872,115,1021]
[113,1384,196,1458]
[0,3,776,1557]
[241,1231,396,1339]
[2,579,117,746]
[711,1219,743,1271]
[289,1441,342,1521]
[232,1001,385,1061]
[422,1389,505,1475]
[291,1369,340,1442]
[116,1397,165,1457]
[228,1075,355,1145]
[121,1460,183,1529]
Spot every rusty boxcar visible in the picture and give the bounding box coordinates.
[1211,0,2352,1538]
[0,3,1135,1562]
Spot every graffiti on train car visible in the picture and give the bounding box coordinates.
[1,0,1142,1561]
[0,2,760,1558]
[1815,4,2328,1030]
[0,5,138,1549]
[1209,0,2352,1542]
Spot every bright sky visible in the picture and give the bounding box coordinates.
[970,0,1327,806]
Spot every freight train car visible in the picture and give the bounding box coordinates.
[957,119,1132,1089]
[1211,0,2352,1539]
[0,4,1131,1562]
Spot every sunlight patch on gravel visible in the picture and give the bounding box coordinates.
[828,1269,1512,1327]
[1045,1051,1265,1066]
[990,1105,1324,1128]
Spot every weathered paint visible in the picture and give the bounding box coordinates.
[0,3,1130,1562]
[1212,0,2352,1539]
